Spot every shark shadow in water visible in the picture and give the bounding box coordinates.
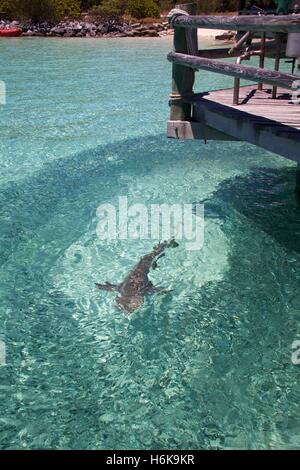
[96,239,179,314]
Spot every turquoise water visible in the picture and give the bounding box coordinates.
[0,37,300,450]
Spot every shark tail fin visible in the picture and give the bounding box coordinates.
[169,238,179,248]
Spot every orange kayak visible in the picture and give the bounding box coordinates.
[0,28,22,37]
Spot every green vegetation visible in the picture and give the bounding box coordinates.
[90,0,160,19]
[126,0,160,18]
[0,0,81,21]
[0,1,278,21]
[0,0,161,20]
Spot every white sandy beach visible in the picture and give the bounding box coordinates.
[198,28,231,38]
[160,28,233,46]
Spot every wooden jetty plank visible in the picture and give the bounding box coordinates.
[172,85,300,162]
[172,13,300,33]
[168,52,297,90]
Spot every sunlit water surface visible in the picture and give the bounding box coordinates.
[0,37,299,450]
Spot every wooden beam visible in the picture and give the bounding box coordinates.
[167,120,239,140]
[172,14,300,33]
[167,52,297,89]
[229,31,253,55]
[186,92,300,163]
[197,41,286,59]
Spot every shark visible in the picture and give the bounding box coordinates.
[96,239,178,314]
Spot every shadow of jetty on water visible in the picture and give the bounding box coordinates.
[1,135,300,450]
[211,166,300,255]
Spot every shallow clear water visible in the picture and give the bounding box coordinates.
[0,37,300,450]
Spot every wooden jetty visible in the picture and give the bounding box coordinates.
[167,3,300,190]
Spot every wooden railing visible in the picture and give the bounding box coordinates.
[170,13,300,33]
[168,3,300,120]
[168,52,296,88]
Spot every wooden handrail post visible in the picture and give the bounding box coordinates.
[272,33,284,99]
[169,3,197,121]
[258,32,266,91]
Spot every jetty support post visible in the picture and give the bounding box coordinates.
[169,3,197,121]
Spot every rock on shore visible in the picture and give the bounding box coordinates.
[0,18,173,38]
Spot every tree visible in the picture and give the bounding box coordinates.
[91,0,127,18]
[80,0,101,10]
[0,0,81,21]
[1,0,265,21]
[126,0,160,18]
